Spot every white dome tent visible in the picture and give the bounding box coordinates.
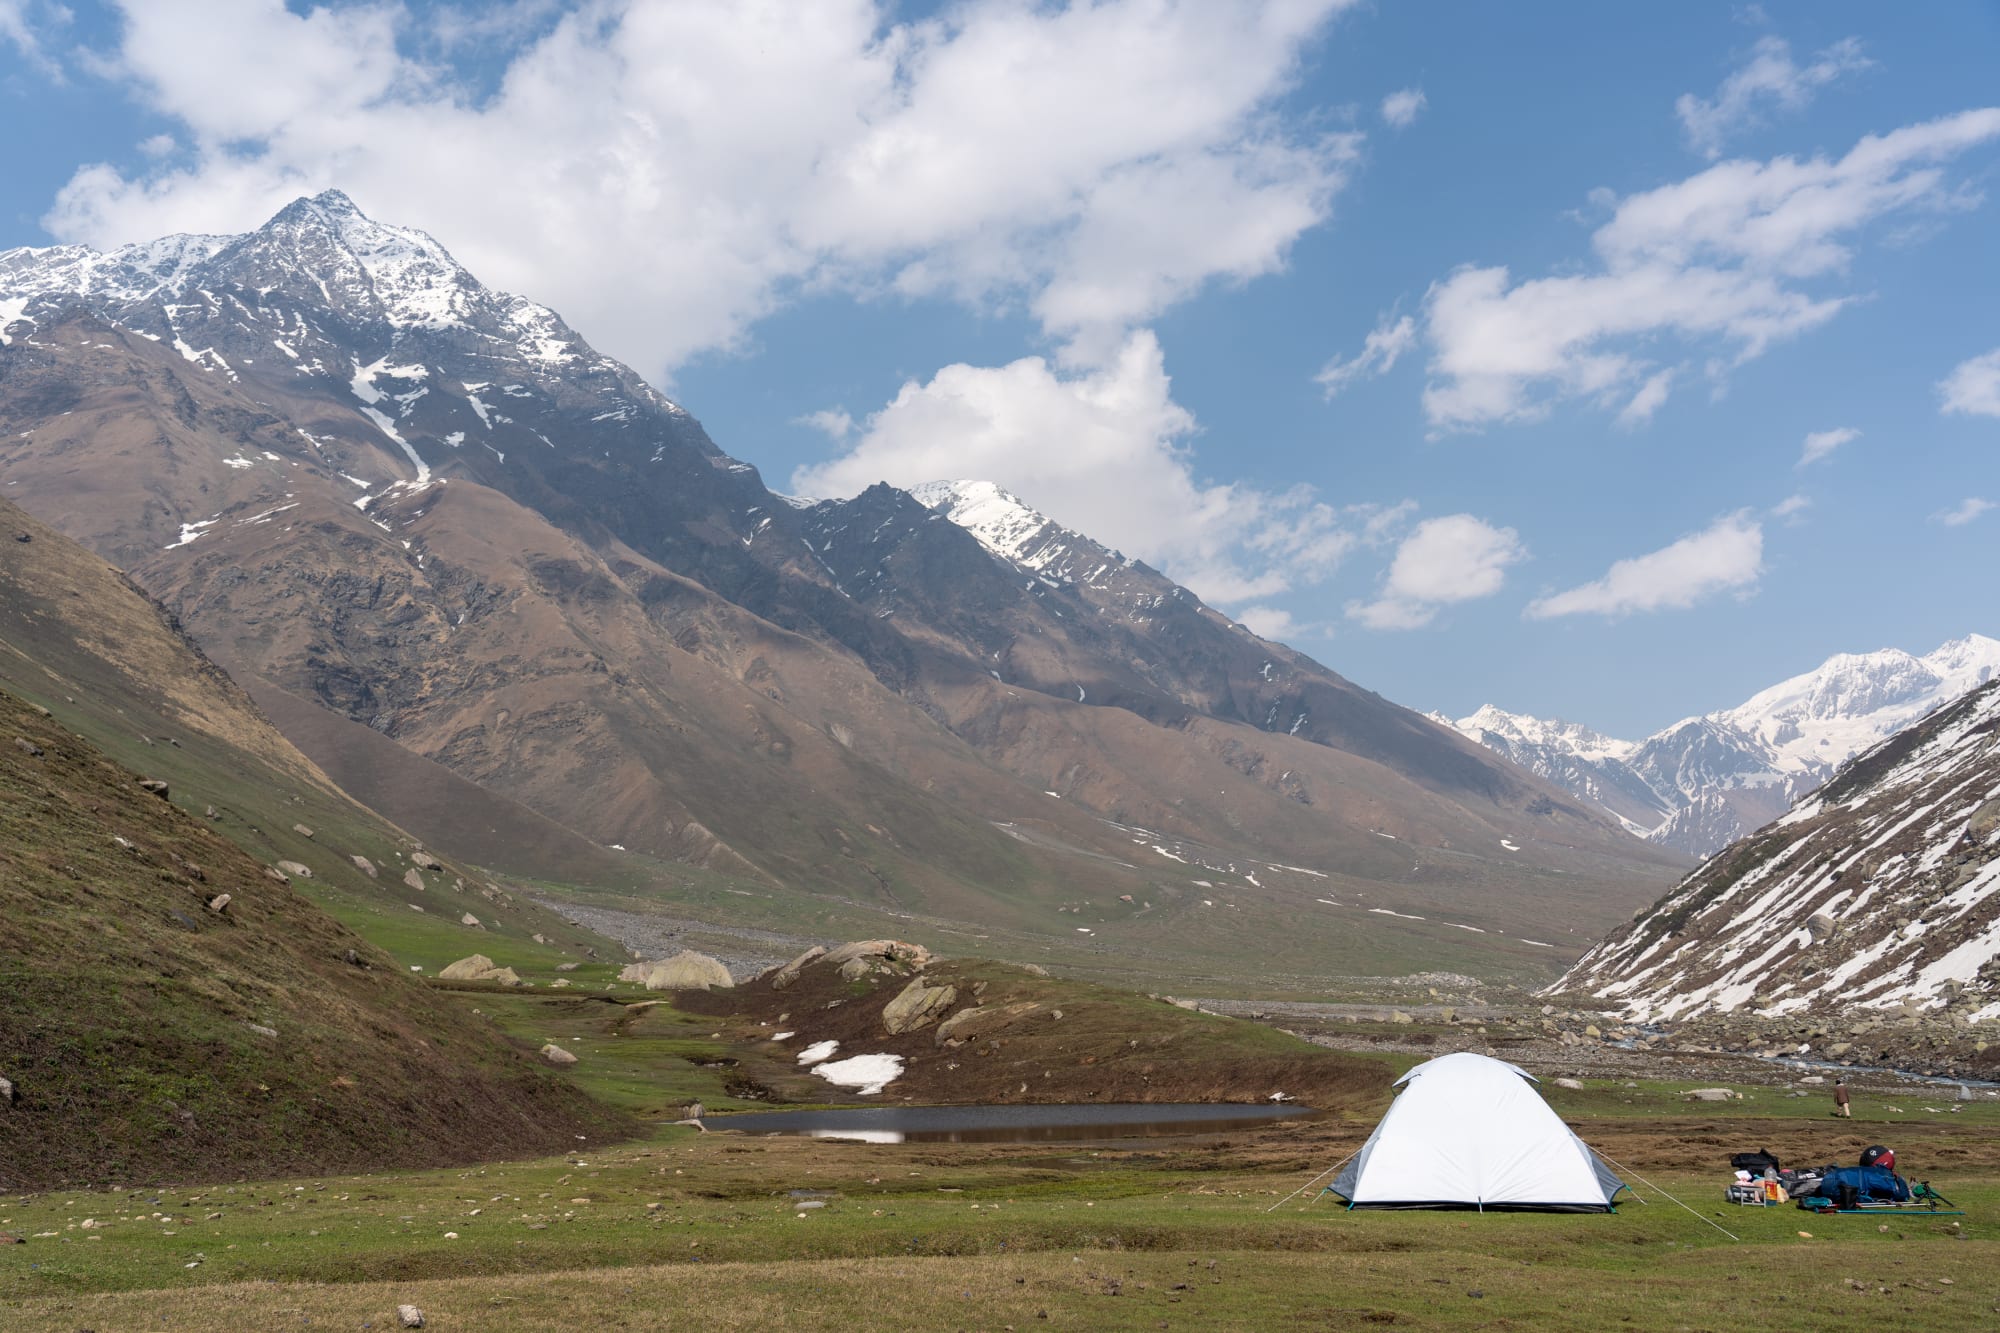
[1329,1052,1627,1211]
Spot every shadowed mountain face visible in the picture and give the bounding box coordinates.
[0,193,1685,976]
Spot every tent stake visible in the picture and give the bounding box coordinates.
[1264,1145,1363,1213]
[1591,1150,1739,1242]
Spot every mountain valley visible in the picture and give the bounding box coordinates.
[0,192,1687,989]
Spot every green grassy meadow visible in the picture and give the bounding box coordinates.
[3,1122,1992,1331]
[5,984,1995,1332]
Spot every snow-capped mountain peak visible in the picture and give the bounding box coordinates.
[1455,704,1637,763]
[209,189,484,332]
[909,479,1132,587]
[0,231,230,333]
[1440,633,2000,857]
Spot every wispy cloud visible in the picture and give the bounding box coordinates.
[1380,87,1426,129]
[1797,426,1858,467]
[1315,313,1415,397]
[795,408,855,442]
[1526,511,1763,619]
[1940,348,2000,417]
[1937,497,1993,527]
[1614,368,1676,428]
[1347,514,1526,630]
[0,0,68,78]
[1676,35,1871,159]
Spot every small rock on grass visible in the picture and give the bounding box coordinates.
[398,1305,425,1328]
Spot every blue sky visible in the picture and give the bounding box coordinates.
[2,1,1996,737]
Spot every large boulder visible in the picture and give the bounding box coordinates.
[438,954,498,981]
[881,978,958,1035]
[411,850,442,871]
[435,956,522,985]
[644,951,734,991]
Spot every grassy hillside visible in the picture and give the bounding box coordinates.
[0,493,628,968]
[0,687,630,1188]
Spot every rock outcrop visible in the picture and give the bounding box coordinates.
[437,954,521,984]
[935,1000,1043,1048]
[823,939,932,980]
[643,951,734,990]
[881,978,958,1034]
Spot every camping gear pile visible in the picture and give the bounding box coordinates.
[1720,1145,1962,1215]
[1725,1149,1819,1205]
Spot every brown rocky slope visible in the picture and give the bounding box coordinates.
[0,688,628,1189]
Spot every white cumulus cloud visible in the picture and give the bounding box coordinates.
[1347,514,1525,630]
[1380,87,1426,129]
[1525,511,1763,619]
[1415,109,2000,431]
[1797,426,1858,467]
[1940,348,2000,417]
[42,0,1363,381]
[1676,35,1871,160]
[792,331,1365,606]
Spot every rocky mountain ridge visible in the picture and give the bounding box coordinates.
[1439,635,2000,856]
[1553,678,2000,1024]
[0,192,1683,983]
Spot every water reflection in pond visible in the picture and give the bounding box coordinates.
[712,1102,1315,1143]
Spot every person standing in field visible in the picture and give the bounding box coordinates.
[1832,1077,1851,1118]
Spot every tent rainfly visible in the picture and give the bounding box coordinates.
[1329,1051,1627,1212]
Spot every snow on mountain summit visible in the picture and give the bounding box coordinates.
[1444,634,2000,857]
[910,479,1133,587]
[0,190,679,399]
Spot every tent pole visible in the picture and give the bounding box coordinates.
[1590,1149,1739,1243]
[1263,1144,1363,1213]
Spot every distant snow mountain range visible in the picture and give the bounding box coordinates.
[1435,636,2000,858]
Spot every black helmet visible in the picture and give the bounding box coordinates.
[1859,1145,1894,1170]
